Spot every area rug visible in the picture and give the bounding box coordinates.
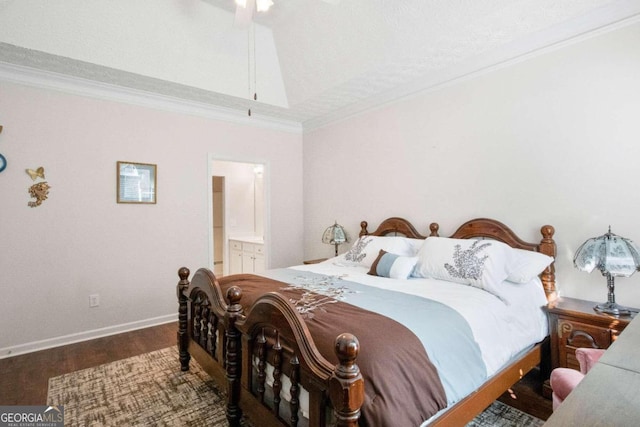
[467,400,543,427]
[48,347,544,427]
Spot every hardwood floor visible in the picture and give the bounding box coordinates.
[0,321,552,421]
[0,322,177,406]
[498,367,553,421]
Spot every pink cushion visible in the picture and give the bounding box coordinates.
[575,348,605,374]
[550,348,607,411]
[550,367,585,410]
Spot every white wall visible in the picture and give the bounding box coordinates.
[0,82,303,355]
[304,22,640,307]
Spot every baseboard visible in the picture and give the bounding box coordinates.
[0,314,177,359]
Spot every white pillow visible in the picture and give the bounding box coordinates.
[342,236,417,267]
[367,250,419,279]
[406,238,426,254]
[413,237,512,299]
[507,249,554,283]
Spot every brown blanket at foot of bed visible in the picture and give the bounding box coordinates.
[218,273,447,426]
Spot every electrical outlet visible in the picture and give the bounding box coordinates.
[89,294,100,307]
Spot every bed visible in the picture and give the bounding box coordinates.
[176,217,557,427]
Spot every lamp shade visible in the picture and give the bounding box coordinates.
[574,227,640,277]
[322,222,347,256]
[573,227,640,316]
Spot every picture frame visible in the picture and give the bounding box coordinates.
[117,161,157,204]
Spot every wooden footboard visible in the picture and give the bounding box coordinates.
[177,267,364,427]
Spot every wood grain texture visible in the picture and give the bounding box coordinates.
[0,322,176,405]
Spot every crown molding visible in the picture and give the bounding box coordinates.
[2,0,638,135]
[0,61,303,134]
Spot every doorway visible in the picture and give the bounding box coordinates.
[212,176,225,276]
[209,158,267,276]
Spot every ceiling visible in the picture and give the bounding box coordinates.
[1,0,639,130]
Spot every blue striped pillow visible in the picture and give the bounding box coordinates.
[367,250,418,279]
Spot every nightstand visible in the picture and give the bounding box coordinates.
[303,258,328,265]
[548,296,636,371]
[543,297,636,398]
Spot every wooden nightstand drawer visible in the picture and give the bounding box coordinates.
[558,318,611,346]
[558,319,610,370]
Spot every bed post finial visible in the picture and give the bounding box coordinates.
[329,333,364,427]
[227,286,243,308]
[177,267,191,371]
[429,222,440,237]
[178,266,190,279]
[539,225,557,301]
[225,286,244,427]
[359,221,369,237]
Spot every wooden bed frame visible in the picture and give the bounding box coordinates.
[176,217,556,427]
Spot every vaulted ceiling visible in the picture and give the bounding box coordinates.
[1,0,638,130]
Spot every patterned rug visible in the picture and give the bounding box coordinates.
[467,400,544,427]
[47,347,544,427]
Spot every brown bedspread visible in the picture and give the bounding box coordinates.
[218,274,447,426]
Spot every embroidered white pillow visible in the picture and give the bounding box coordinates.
[368,250,419,279]
[413,237,511,298]
[507,249,554,283]
[342,236,417,267]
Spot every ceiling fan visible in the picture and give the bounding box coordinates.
[233,0,340,28]
[231,0,340,116]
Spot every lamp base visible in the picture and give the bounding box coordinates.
[594,301,631,316]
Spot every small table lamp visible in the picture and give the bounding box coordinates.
[573,227,640,316]
[322,221,347,257]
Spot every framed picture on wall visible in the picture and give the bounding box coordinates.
[117,161,157,204]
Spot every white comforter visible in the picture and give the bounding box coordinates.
[291,259,549,379]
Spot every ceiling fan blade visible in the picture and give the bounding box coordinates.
[234,0,255,29]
